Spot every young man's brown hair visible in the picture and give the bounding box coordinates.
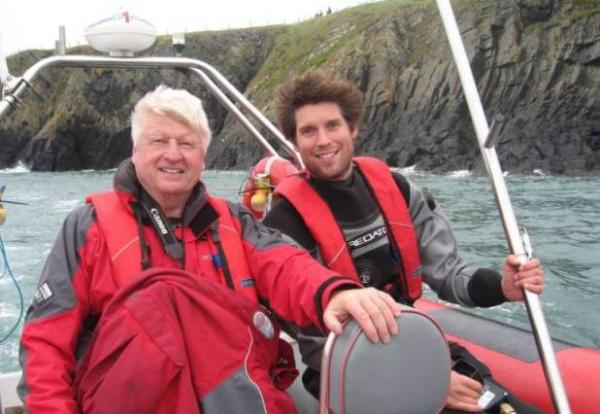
[275,70,365,142]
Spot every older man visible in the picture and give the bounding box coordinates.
[18,85,400,413]
[263,70,545,413]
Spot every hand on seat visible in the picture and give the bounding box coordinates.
[323,287,401,343]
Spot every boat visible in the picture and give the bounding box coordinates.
[244,157,600,413]
[414,299,600,413]
[1,2,600,413]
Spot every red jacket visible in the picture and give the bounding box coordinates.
[274,156,423,301]
[89,190,260,304]
[74,268,297,414]
[19,160,359,413]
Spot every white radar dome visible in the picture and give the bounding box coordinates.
[84,11,157,57]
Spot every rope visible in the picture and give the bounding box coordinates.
[0,231,24,343]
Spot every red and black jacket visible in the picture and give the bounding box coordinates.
[275,156,423,302]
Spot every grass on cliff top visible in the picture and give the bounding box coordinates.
[249,0,435,99]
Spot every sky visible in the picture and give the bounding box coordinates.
[0,0,377,56]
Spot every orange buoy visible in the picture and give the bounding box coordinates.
[242,156,299,219]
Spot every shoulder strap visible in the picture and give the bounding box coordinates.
[207,196,259,304]
[354,157,422,300]
[87,191,142,286]
[274,175,358,278]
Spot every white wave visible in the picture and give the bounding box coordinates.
[53,199,83,210]
[76,168,117,174]
[446,170,472,178]
[0,244,29,251]
[0,310,17,319]
[391,165,430,176]
[0,302,18,318]
[396,165,417,175]
[0,161,29,174]
[533,169,546,176]
[206,169,246,175]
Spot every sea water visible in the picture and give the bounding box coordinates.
[0,168,599,373]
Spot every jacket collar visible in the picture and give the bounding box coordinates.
[113,158,217,236]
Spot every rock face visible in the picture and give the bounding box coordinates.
[1,0,599,175]
[0,28,281,171]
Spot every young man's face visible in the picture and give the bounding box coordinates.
[294,102,358,181]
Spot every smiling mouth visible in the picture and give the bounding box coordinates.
[159,167,184,174]
[315,150,339,160]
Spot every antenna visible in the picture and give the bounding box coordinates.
[172,33,185,57]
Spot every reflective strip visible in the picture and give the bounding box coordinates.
[326,244,347,268]
[243,327,267,413]
[111,236,139,261]
[219,224,238,234]
[200,328,267,414]
[388,220,414,228]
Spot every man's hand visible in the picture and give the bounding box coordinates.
[501,255,544,301]
[445,371,483,412]
[323,287,401,343]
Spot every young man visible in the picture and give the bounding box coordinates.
[18,85,401,413]
[263,70,544,413]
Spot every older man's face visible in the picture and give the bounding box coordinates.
[132,112,205,211]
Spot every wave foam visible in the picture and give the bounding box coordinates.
[391,165,430,176]
[446,170,472,178]
[0,162,29,174]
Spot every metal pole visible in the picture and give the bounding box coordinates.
[57,26,67,55]
[435,1,571,412]
[198,64,304,167]
[0,55,301,165]
[189,67,279,157]
[319,332,336,414]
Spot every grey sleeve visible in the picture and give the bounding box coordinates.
[18,205,95,404]
[26,205,94,321]
[406,178,480,307]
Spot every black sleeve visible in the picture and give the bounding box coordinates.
[262,197,317,253]
[467,269,506,307]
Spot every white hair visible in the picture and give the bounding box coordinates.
[130,85,212,152]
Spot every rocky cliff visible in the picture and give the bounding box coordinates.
[1,0,599,175]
